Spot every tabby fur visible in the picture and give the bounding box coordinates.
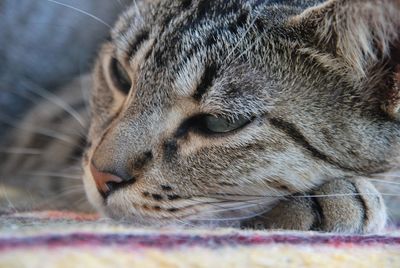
[1,0,400,233]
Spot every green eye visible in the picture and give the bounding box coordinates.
[204,115,250,133]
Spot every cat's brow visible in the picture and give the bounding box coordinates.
[127,30,150,59]
[192,64,218,101]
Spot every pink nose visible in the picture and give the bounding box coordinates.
[90,163,123,197]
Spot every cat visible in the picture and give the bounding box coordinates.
[1,0,400,233]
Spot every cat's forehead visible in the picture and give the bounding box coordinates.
[110,0,316,60]
[106,0,324,110]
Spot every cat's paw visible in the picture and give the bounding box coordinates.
[241,178,387,233]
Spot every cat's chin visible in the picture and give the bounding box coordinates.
[99,209,246,229]
[82,165,277,227]
[98,197,276,229]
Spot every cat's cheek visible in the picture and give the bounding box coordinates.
[82,166,107,215]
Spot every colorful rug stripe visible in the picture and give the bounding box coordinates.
[1,233,400,251]
[1,211,400,268]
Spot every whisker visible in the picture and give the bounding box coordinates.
[372,174,400,179]
[209,191,400,199]
[368,178,400,186]
[74,196,89,205]
[168,214,196,227]
[22,81,86,128]
[0,147,82,164]
[223,12,261,65]
[0,114,77,146]
[192,203,272,222]
[61,165,84,173]
[230,19,263,65]
[70,197,92,211]
[192,196,265,206]
[0,185,19,213]
[184,197,275,223]
[295,193,400,198]
[21,171,82,180]
[190,190,398,222]
[6,87,88,138]
[36,188,86,209]
[200,200,268,215]
[0,147,43,155]
[45,0,112,29]
[132,0,144,22]
[210,192,279,198]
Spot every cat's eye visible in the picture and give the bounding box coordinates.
[110,58,132,94]
[203,115,251,133]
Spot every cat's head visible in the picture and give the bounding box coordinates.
[82,0,400,224]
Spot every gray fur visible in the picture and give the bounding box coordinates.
[1,0,399,233]
[83,0,399,231]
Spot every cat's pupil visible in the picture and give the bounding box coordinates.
[110,58,131,95]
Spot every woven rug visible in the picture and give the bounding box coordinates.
[0,211,399,268]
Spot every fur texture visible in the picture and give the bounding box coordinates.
[82,0,399,231]
[1,0,400,233]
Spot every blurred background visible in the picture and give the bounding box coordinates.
[0,0,132,211]
[0,0,131,137]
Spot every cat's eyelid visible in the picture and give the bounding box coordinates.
[100,53,132,97]
[110,57,132,95]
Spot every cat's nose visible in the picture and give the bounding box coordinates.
[90,163,134,197]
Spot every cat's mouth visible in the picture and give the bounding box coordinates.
[83,162,277,224]
[103,194,276,227]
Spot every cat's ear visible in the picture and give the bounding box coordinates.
[291,0,400,117]
[291,0,399,75]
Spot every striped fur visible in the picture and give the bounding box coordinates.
[2,0,400,233]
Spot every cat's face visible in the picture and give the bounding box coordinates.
[82,0,400,224]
